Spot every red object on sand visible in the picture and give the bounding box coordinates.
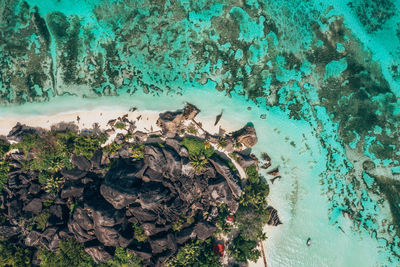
[213,243,225,257]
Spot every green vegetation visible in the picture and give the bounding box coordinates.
[228,235,260,263]
[186,124,198,135]
[189,155,209,172]
[34,210,51,231]
[245,165,259,184]
[39,239,142,267]
[167,239,220,267]
[114,122,126,130]
[100,247,142,267]
[239,180,269,208]
[12,134,42,154]
[131,144,144,161]
[73,134,107,160]
[0,139,10,191]
[172,218,185,232]
[133,222,147,242]
[12,132,74,173]
[181,138,214,158]
[0,139,10,158]
[216,138,227,149]
[39,239,95,267]
[0,161,10,191]
[44,175,63,195]
[103,142,123,155]
[230,152,238,161]
[228,164,270,262]
[70,202,78,214]
[216,204,232,234]
[181,138,214,172]
[43,199,54,207]
[0,240,32,267]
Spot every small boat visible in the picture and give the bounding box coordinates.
[306,238,311,246]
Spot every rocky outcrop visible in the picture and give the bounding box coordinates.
[0,137,247,265]
[7,123,43,142]
[267,206,282,226]
[157,104,200,137]
[85,245,113,263]
[0,104,279,266]
[231,124,258,148]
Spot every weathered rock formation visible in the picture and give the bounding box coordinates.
[0,104,281,266]
[0,134,244,265]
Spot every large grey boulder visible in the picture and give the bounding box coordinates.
[85,245,113,263]
[194,221,216,241]
[231,124,258,148]
[23,198,42,215]
[61,168,87,180]
[100,184,138,209]
[71,155,91,171]
[7,123,42,142]
[156,104,200,137]
[209,157,243,199]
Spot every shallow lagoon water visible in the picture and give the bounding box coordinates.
[0,89,386,266]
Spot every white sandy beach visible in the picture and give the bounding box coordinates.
[0,107,238,138]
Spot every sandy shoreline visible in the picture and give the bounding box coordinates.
[0,107,239,138]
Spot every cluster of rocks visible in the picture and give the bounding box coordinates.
[0,104,281,266]
[157,104,258,153]
[0,133,245,265]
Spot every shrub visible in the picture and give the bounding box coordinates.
[34,210,51,231]
[43,199,54,207]
[181,138,214,172]
[0,139,10,158]
[172,218,185,232]
[216,138,227,149]
[31,146,72,173]
[180,138,214,158]
[189,154,209,172]
[74,134,107,160]
[44,176,63,195]
[228,235,260,263]
[38,239,95,267]
[234,203,269,241]
[186,124,198,135]
[245,165,259,184]
[0,241,32,267]
[0,161,10,191]
[103,142,123,155]
[167,239,220,267]
[100,247,142,267]
[133,222,147,242]
[131,144,144,161]
[230,167,270,262]
[12,134,43,154]
[216,204,232,234]
[114,122,126,130]
[14,132,74,173]
[239,181,269,208]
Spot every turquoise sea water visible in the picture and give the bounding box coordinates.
[1,0,400,266]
